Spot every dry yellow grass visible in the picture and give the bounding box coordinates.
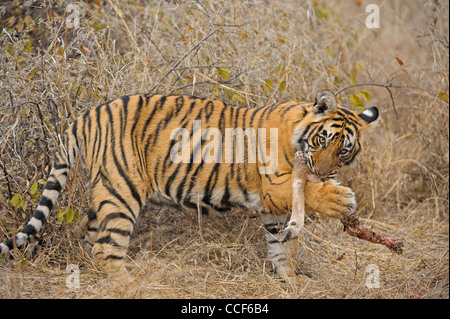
[0,0,448,299]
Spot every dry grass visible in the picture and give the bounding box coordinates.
[0,0,448,299]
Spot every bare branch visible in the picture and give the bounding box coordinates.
[336,81,449,119]
[151,23,226,92]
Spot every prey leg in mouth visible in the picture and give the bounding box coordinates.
[278,151,322,242]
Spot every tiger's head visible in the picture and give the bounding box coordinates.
[292,89,379,179]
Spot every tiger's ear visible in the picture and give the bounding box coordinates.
[358,106,379,130]
[313,89,337,115]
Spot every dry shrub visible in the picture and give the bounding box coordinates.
[0,0,448,298]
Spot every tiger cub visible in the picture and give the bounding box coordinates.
[0,90,378,282]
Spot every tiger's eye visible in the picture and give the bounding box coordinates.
[319,136,326,145]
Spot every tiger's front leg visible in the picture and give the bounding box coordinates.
[261,175,356,283]
[262,213,299,284]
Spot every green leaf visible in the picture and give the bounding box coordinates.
[326,46,335,57]
[28,67,37,80]
[11,194,23,210]
[264,79,273,92]
[355,62,364,73]
[216,67,230,80]
[438,92,448,102]
[57,207,78,224]
[30,182,38,196]
[278,80,286,92]
[360,90,371,101]
[66,209,74,224]
[232,93,243,104]
[261,84,268,95]
[350,72,356,84]
[57,207,68,223]
[350,93,364,108]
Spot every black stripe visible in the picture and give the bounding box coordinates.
[205,100,214,119]
[174,95,185,116]
[38,196,53,211]
[118,99,129,170]
[236,164,249,201]
[94,105,103,165]
[5,238,14,250]
[141,95,167,144]
[220,176,231,207]
[96,235,118,245]
[263,192,283,211]
[22,224,37,236]
[99,170,137,221]
[178,100,196,126]
[82,111,89,155]
[283,150,293,167]
[165,165,182,199]
[101,122,110,169]
[87,208,97,221]
[344,126,355,136]
[72,119,79,155]
[45,180,62,192]
[108,228,131,237]
[53,163,68,170]
[202,163,220,206]
[34,210,46,222]
[131,96,147,174]
[98,212,135,232]
[98,200,117,212]
[264,222,284,235]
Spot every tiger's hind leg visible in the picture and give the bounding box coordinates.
[75,208,99,253]
[89,180,146,281]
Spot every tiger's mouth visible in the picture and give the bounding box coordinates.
[300,142,333,180]
[302,151,335,181]
[301,151,322,179]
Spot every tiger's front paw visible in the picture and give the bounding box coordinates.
[305,179,356,219]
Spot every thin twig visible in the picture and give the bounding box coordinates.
[151,23,226,91]
[336,82,449,104]
[107,0,171,90]
[384,86,399,119]
[0,161,13,201]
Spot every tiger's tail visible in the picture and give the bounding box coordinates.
[0,127,80,254]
